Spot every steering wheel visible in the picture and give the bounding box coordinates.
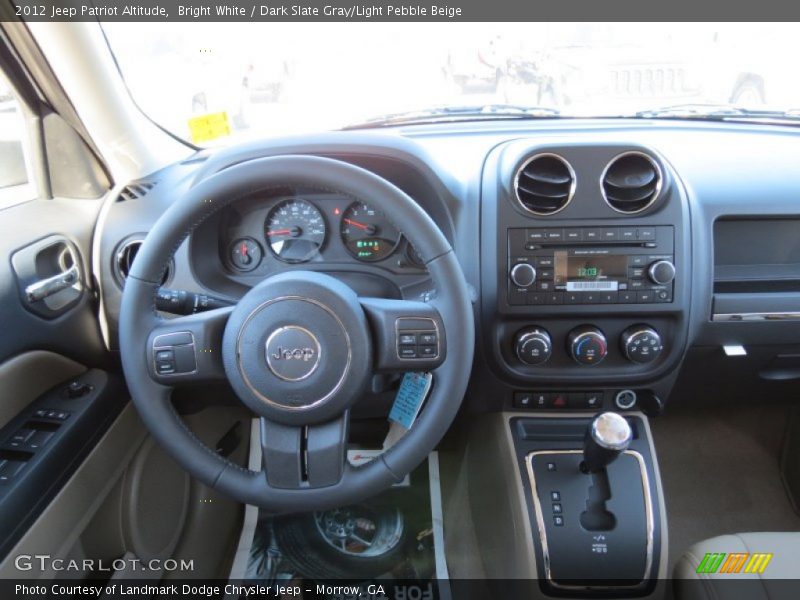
[119,155,474,511]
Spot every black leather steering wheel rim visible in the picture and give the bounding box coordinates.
[119,155,474,511]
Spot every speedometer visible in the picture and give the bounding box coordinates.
[265,199,327,263]
[340,201,401,262]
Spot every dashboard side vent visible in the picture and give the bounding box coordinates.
[513,154,575,216]
[114,239,170,286]
[601,152,662,214]
[116,181,156,202]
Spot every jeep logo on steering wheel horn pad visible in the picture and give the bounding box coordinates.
[265,325,321,381]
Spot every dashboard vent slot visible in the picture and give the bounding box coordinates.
[115,240,170,286]
[116,181,156,202]
[601,153,662,214]
[513,153,575,216]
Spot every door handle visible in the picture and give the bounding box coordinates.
[25,264,81,303]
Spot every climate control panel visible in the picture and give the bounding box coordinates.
[512,324,665,367]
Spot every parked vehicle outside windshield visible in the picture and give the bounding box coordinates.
[102,22,800,145]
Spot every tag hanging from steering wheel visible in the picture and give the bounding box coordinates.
[389,371,433,427]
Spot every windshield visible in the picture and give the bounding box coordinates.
[102,22,800,145]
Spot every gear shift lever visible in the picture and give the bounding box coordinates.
[582,412,632,473]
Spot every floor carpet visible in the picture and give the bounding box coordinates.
[650,402,800,572]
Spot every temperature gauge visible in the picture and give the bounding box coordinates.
[228,237,263,272]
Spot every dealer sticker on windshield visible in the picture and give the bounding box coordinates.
[389,372,433,429]
[187,111,231,144]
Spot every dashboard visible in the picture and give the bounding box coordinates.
[96,119,800,416]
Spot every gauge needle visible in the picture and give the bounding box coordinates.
[268,226,302,237]
[344,218,376,235]
[239,243,251,263]
[343,218,369,230]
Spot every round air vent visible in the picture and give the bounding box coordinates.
[601,152,663,214]
[513,153,576,216]
[114,239,171,287]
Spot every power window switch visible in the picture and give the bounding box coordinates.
[26,430,54,450]
[11,429,35,444]
[0,460,26,483]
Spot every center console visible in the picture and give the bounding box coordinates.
[460,139,688,596]
[478,140,691,410]
[512,413,662,594]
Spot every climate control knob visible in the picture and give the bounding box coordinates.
[567,326,608,366]
[648,260,676,285]
[515,328,552,365]
[510,263,537,288]
[621,326,664,364]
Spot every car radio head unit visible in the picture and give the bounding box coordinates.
[507,226,675,306]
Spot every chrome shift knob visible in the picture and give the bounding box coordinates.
[582,412,632,473]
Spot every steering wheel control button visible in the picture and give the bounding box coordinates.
[265,326,321,382]
[395,318,439,361]
[419,332,437,345]
[567,326,608,366]
[514,327,552,365]
[152,331,197,376]
[399,346,417,359]
[614,389,638,410]
[621,325,664,364]
[398,333,417,345]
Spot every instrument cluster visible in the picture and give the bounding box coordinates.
[221,193,425,275]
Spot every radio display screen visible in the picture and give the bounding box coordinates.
[554,252,628,291]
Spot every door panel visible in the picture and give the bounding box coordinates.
[0,350,84,429]
[0,196,107,366]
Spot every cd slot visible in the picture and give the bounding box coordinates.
[526,240,656,250]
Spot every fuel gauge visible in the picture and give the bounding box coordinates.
[229,237,263,272]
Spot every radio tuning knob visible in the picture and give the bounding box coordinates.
[515,328,552,365]
[510,263,537,288]
[648,260,676,285]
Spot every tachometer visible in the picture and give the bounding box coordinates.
[340,201,400,262]
[265,199,327,263]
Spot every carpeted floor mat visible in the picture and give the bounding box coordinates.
[650,402,800,573]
